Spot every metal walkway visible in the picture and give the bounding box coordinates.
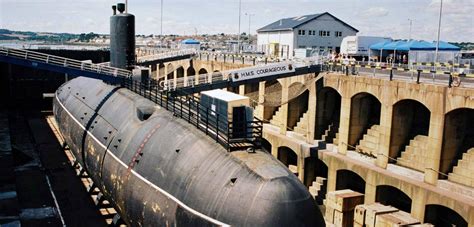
[136,49,197,66]
[0,47,131,84]
[163,62,323,95]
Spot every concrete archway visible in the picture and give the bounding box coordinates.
[335,169,365,194]
[424,204,467,227]
[261,138,271,153]
[287,82,309,130]
[375,185,412,213]
[187,66,196,77]
[212,70,223,83]
[176,66,185,78]
[263,80,282,121]
[348,92,382,148]
[157,63,165,81]
[440,108,474,178]
[304,157,328,205]
[315,86,341,142]
[389,99,431,160]
[198,68,208,75]
[277,146,298,175]
[166,63,174,80]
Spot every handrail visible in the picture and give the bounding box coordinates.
[137,49,198,64]
[122,78,262,151]
[0,46,132,78]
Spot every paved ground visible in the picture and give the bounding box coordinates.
[0,109,109,227]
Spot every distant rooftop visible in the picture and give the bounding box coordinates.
[257,12,358,33]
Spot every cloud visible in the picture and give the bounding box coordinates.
[362,7,389,18]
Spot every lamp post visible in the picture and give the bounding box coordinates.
[408,19,413,41]
[237,0,242,53]
[245,13,255,45]
[434,0,443,63]
[160,0,164,37]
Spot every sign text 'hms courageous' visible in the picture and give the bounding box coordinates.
[230,63,295,82]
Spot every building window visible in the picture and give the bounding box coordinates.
[319,30,331,37]
[298,45,306,48]
[298,29,306,35]
[335,31,343,37]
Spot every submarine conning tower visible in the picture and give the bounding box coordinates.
[110,3,136,70]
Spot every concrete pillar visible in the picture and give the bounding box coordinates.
[271,145,278,158]
[376,104,393,169]
[173,70,177,90]
[297,151,305,182]
[410,187,427,221]
[239,85,245,96]
[364,171,377,204]
[306,81,317,143]
[424,112,445,185]
[255,81,266,119]
[469,208,474,227]
[279,81,290,134]
[158,64,165,80]
[326,163,337,193]
[338,97,351,155]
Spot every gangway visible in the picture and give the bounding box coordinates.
[136,49,197,66]
[162,61,323,95]
[0,46,131,84]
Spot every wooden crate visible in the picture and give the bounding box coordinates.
[335,191,364,212]
[326,206,336,223]
[326,189,360,211]
[354,204,367,225]
[375,210,420,227]
[334,210,355,227]
[365,203,398,227]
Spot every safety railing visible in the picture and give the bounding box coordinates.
[122,78,263,151]
[0,46,132,78]
[136,49,198,64]
[324,60,474,88]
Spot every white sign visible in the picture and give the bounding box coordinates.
[229,63,295,82]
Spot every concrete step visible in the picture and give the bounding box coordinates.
[289,165,298,175]
[359,140,377,150]
[453,166,474,177]
[316,177,327,184]
[457,159,474,171]
[309,187,318,198]
[367,128,380,137]
[415,135,429,142]
[362,133,379,144]
[448,173,474,188]
[462,151,473,162]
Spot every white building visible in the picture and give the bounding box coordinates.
[257,12,358,58]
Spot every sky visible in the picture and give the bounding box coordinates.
[0,0,473,42]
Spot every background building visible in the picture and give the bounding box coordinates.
[257,12,358,58]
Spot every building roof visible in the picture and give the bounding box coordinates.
[369,40,461,51]
[181,39,200,44]
[257,12,358,33]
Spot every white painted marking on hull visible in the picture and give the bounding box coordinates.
[55,94,230,227]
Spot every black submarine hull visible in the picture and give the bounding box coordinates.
[53,77,325,226]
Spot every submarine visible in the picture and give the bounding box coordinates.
[52,3,326,226]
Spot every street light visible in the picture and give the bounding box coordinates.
[237,0,242,53]
[161,0,164,37]
[434,0,443,64]
[408,19,413,41]
[245,13,255,45]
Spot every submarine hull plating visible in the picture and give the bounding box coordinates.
[53,77,325,226]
